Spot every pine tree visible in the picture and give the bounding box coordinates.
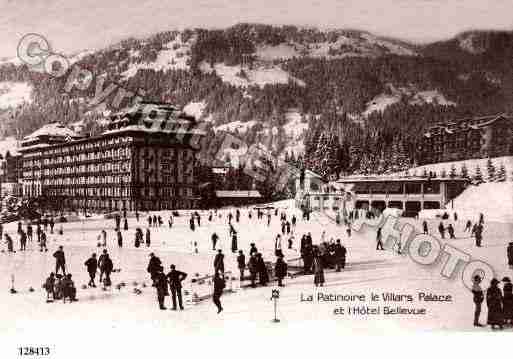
[460,163,469,179]
[473,165,484,184]
[486,158,496,182]
[496,163,506,182]
[449,164,457,178]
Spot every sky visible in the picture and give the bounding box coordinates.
[0,0,512,58]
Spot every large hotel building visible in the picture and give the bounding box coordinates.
[18,102,205,212]
[419,114,513,165]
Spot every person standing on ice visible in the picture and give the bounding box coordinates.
[334,239,346,271]
[257,253,268,286]
[5,234,13,253]
[267,213,271,227]
[135,211,139,222]
[117,230,123,247]
[231,232,238,253]
[472,275,484,327]
[189,215,195,231]
[27,223,33,242]
[438,221,445,239]
[153,215,157,228]
[292,215,296,227]
[422,220,428,235]
[249,243,258,256]
[486,278,504,330]
[376,228,384,250]
[154,266,168,310]
[474,223,483,247]
[447,224,456,239]
[274,255,287,287]
[40,231,47,252]
[313,248,325,287]
[274,234,283,258]
[235,209,240,223]
[237,250,246,281]
[84,253,98,288]
[36,223,41,242]
[168,215,173,228]
[19,230,27,251]
[123,218,128,231]
[145,228,151,247]
[148,215,152,227]
[507,242,513,269]
[44,272,56,302]
[212,270,225,314]
[147,253,162,284]
[53,246,66,275]
[49,217,54,234]
[502,277,513,326]
[98,249,113,286]
[228,212,233,224]
[166,264,187,310]
[214,249,225,274]
[211,232,219,250]
[248,253,258,287]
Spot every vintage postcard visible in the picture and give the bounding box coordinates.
[0,0,512,357]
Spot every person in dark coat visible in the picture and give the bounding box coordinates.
[145,228,151,247]
[5,234,13,253]
[447,224,455,239]
[123,218,128,231]
[27,224,33,242]
[507,242,513,269]
[486,278,504,330]
[49,217,54,234]
[237,250,245,281]
[211,232,218,250]
[334,239,347,271]
[98,251,113,287]
[376,227,384,250]
[235,209,240,223]
[166,265,187,310]
[313,249,325,287]
[62,274,77,303]
[44,273,56,302]
[117,230,123,248]
[135,228,142,248]
[422,220,429,235]
[231,232,238,253]
[214,250,224,274]
[257,253,268,286]
[19,230,27,251]
[53,246,66,275]
[502,277,513,325]
[152,215,157,227]
[40,232,47,252]
[471,275,484,327]
[465,220,472,232]
[474,224,483,247]
[438,222,445,239]
[189,216,195,231]
[249,243,258,256]
[154,266,168,310]
[17,221,22,234]
[84,253,98,287]
[148,216,152,227]
[147,253,162,284]
[274,255,288,287]
[248,253,258,288]
[213,270,225,314]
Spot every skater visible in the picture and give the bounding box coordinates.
[249,243,258,256]
[235,209,240,223]
[422,220,428,235]
[153,215,157,228]
[472,275,484,327]
[267,213,271,227]
[135,211,140,222]
[84,253,98,288]
[228,212,233,224]
[147,253,162,284]
[214,249,225,274]
[288,235,293,249]
[507,242,513,269]
[154,266,168,310]
[135,228,142,248]
[465,220,472,232]
[248,253,258,288]
[447,224,456,239]
[158,215,163,227]
[62,274,77,303]
[166,264,187,310]
[292,215,296,227]
[19,230,27,251]
[334,239,347,271]
[98,250,113,287]
[313,248,325,287]
[475,223,483,247]
[237,250,245,281]
[101,229,107,247]
[274,234,283,258]
[454,212,458,221]
[346,224,352,238]
[438,222,445,239]
[44,273,56,302]
[211,232,219,250]
[40,231,47,252]
[36,224,41,242]
[231,232,238,253]
[274,255,288,287]
[189,215,195,231]
[123,218,128,231]
[117,230,123,248]
[257,253,268,286]
[376,227,384,250]
[479,213,484,225]
[27,224,33,242]
[212,270,225,314]
[148,215,152,227]
[17,221,22,234]
[168,215,174,228]
[53,246,66,276]
[486,278,504,330]
[502,277,513,325]
[145,228,151,247]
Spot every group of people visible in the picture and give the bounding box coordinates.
[472,275,513,329]
[2,218,58,253]
[421,212,485,247]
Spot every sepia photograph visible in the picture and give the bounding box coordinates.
[0,0,512,357]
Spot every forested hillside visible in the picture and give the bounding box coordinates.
[1,24,512,183]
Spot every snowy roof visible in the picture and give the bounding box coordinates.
[23,123,80,141]
[215,190,262,198]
